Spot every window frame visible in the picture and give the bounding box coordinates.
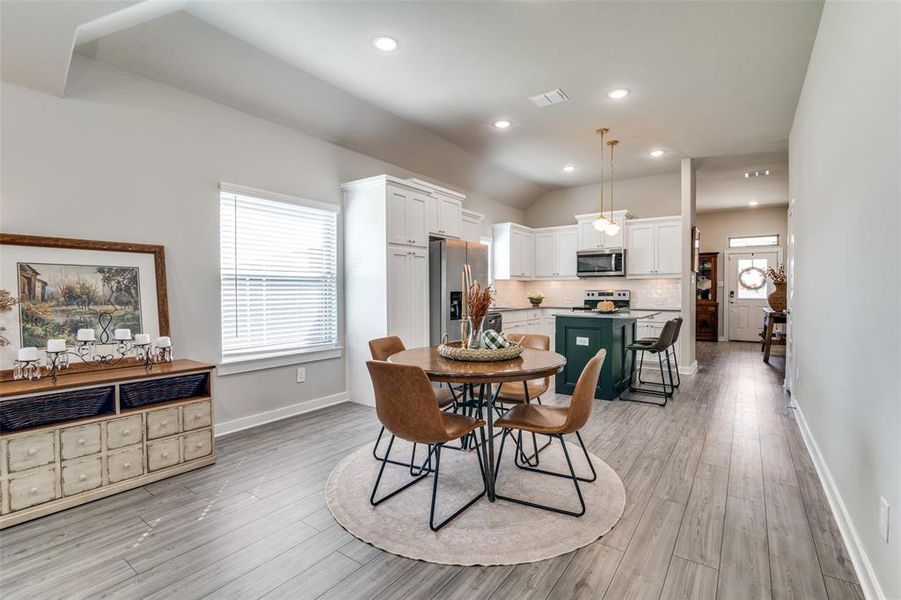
[217,183,342,376]
[728,234,779,248]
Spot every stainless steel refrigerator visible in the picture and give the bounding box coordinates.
[429,239,499,345]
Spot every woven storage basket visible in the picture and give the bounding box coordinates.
[120,373,208,409]
[0,386,115,432]
[437,341,523,362]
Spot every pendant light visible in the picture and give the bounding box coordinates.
[592,128,611,232]
[605,139,621,236]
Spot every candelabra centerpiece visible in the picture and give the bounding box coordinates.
[12,311,173,382]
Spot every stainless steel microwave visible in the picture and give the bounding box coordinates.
[577,249,626,277]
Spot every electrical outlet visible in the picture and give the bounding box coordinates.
[296,367,306,383]
[879,497,890,543]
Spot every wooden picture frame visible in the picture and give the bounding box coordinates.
[0,234,169,376]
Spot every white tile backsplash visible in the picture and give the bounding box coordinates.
[493,278,681,310]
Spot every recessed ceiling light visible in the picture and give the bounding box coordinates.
[748,201,760,206]
[493,119,512,129]
[606,88,630,100]
[648,149,666,157]
[372,36,399,52]
[563,165,576,173]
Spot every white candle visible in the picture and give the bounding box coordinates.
[76,328,96,342]
[114,328,132,341]
[17,347,39,361]
[47,339,67,353]
[155,336,171,348]
[134,333,151,345]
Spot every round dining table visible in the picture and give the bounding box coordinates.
[388,346,566,501]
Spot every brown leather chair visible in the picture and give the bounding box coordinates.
[493,349,606,517]
[367,360,487,531]
[637,316,682,388]
[496,333,550,405]
[369,336,458,468]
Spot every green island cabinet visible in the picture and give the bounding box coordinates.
[554,313,650,400]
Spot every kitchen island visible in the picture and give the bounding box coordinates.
[555,310,661,400]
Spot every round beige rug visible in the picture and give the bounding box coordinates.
[325,438,626,566]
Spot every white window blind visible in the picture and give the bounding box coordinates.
[220,185,339,362]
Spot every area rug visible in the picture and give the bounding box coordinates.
[325,437,626,566]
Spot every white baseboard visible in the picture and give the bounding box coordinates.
[679,360,698,375]
[718,336,727,342]
[790,397,885,600]
[215,391,349,438]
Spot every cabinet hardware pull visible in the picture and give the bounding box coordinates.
[124,463,131,469]
[196,442,203,449]
[160,421,167,427]
[79,474,87,481]
[27,448,37,456]
[123,430,130,436]
[162,452,169,459]
[194,414,201,420]
[78,438,86,445]
[29,487,38,495]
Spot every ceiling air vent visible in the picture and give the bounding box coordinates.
[529,88,569,108]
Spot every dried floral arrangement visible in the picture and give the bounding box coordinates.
[527,293,544,306]
[766,264,787,285]
[0,289,18,347]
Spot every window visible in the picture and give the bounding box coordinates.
[729,234,779,248]
[219,184,339,367]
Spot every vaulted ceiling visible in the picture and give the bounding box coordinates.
[2,1,819,209]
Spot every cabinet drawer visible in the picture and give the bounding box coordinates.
[60,423,101,460]
[147,438,180,471]
[107,445,144,483]
[61,455,102,496]
[107,415,143,449]
[7,431,55,473]
[182,400,211,431]
[9,466,58,511]
[182,429,212,462]
[147,407,180,440]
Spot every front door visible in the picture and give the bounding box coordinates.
[727,250,779,341]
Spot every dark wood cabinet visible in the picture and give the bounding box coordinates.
[696,252,719,341]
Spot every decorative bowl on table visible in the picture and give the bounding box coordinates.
[437,340,524,362]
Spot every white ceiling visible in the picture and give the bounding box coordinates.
[696,151,789,212]
[182,0,821,188]
[2,1,819,210]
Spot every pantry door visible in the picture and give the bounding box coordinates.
[727,249,780,341]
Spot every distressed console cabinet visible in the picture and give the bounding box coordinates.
[0,359,215,528]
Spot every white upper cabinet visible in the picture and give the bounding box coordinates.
[386,184,428,247]
[534,226,578,278]
[461,209,484,243]
[626,216,682,278]
[408,178,463,239]
[493,223,535,280]
[575,210,630,250]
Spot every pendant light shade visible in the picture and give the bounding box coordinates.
[593,128,609,233]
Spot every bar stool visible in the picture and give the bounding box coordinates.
[366,361,487,531]
[623,319,679,406]
[638,317,682,388]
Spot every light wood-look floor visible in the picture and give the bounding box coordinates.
[1,342,863,600]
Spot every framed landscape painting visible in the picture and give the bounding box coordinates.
[0,234,169,371]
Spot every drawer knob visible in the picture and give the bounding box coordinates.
[29,487,38,495]
[27,448,37,456]
[79,474,87,481]
[124,463,131,469]
[162,452,169,459]
[78,438,86,445]
[195,442,203,449]
[160,421,168,427]
[123,429,130,436]
[193,414,201,420]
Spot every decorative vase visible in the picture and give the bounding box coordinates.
[768,282,787,312]
[467,316,484,349]
[530,302,542,308]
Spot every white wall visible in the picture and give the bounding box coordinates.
[0,56,524,430]
[696,206,788,337]
[789,2,900,598]
[524,172,681,228]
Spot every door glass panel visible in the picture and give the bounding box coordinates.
[736,258,768,299]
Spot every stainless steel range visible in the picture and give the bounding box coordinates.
[572,290,631,312]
